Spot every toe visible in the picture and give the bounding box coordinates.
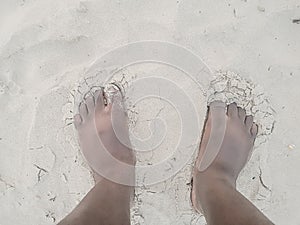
[95,89,105,111]
[79,102,88,117]
[245,115,254,131]
[208,101,226,121]
[210,101,226,109]
[73,114,82,129]
[238,107,246,121]
[105,86,123,112]
[251,123,258,137]
[227,102,238,117]
[85,95,95,114]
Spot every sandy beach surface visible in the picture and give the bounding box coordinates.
[0,0,300,224]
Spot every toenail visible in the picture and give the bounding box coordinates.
[104,82,123,104]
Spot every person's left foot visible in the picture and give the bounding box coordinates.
[58,87,134,225]
[74,86,135,186]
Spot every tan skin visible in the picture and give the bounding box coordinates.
[59,89,133,225]
[192,102,274,225]
[58,89,274,225]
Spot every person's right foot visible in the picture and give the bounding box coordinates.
[191,102,258,213]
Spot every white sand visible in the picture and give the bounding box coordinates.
[0,0,300,224]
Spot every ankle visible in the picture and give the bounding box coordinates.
[196,167,236,191]
[194,169,236,210]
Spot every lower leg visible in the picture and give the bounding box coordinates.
[58,179,131,225]
[197,169,274,225]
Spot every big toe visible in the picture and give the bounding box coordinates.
[105,84,124,112]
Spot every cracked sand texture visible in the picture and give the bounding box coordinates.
[207,71,276,147]
[1,0,300,224]
[64,66,275,224]
[68,64,207,224]
[207,71,276,215]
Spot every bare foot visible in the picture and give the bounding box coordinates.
[74,86,135,185]
[191,102,258,213]
[58,88,134,225]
